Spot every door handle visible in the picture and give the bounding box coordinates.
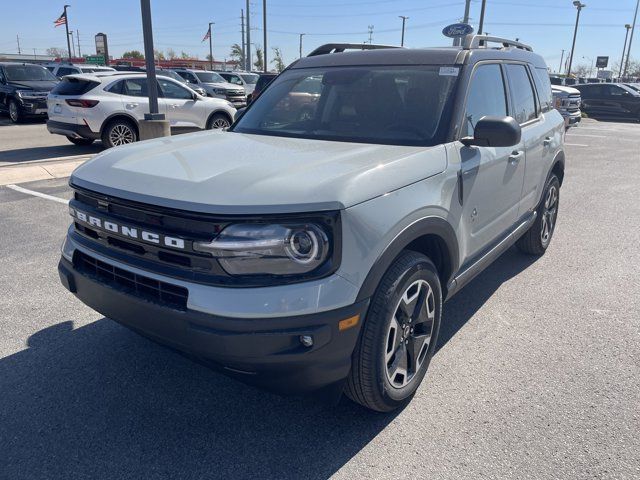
[543,136,552,146]
[508,150,523,164]
[170,104,179,108]
[125,103,139,109]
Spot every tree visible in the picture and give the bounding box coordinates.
[122,50,144,59]
[572,64,591,78]
[166,48,177,60]
[46,47,67,58]
[154,49,165,61]
[229,43,245,66]
[253,46,264,71]
[271,47,285,72]
[180,51,191,60]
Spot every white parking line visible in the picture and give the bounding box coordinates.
[564,143,590,147]
[566,133,607,138]
[6,184,69,205]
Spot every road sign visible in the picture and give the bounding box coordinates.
[442,23,474,38]
[85,55,105,65]
[596,56,609,68]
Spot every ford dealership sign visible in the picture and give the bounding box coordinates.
[442,23,474,38]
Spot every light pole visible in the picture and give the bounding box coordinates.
[245,0,251,71]
[299,33,305,58]
[559,49,565,74]
[63,5,72,62]
[567,1,586,77]
[619,24,632,79]
[208,22,214,71]
[478,0,487,35]
[263,0,267,72]
[623,0,640,78]
[399,16,408,46]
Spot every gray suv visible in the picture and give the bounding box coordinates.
[58,35,565,412]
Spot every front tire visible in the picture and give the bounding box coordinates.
[345,251,442,412]
[516,173,560,255]
[206,112,231,130]
[8,99,22,123]
[101,119,137,148]
[66,136,95,146]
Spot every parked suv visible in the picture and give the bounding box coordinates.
[0,62,59,122]
[47,73,235,147]
[218,71,259,100]
[46,63,116,78]
[573,83,640,120]
[552,84,581,128]
[172,68,246,107]
[59,36,565,411]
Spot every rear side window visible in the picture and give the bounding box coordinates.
[122,79,149,97]
[533,68,553,113]
[505,64,537,124]
[463,64,507,137]
[57,67,79,77]
[50,77,99,95]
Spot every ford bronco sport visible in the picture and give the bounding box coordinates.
[59,35,565,412]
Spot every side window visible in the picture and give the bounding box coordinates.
[0,68,5,83]
[57,67,78,77]
[105,80,124,94]
[462,64,508,137]
[604,85,626,96]
[533,67,553,113]
[122,79,149,97]
[45,66,55,73]
[228,75,243,86]
[158,79,192,99]
[183,72,198,83]
[505,64,537,124]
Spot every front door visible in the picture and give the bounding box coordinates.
[457,63,526,263]
[157,78,202,129]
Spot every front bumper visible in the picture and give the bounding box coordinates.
[47,120,100,140]
[58,254,368,395]
[561,111,581,128]
[18,97,48,116]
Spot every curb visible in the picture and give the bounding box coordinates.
[0,156,92,186]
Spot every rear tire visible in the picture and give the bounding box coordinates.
[101,119,137,148]
[345,251,442,412]
[206,112,231,130]
[8,99,22,123]
[516,173,560,255]
[66,136,95,146]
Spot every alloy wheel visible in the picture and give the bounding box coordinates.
[540,184,558,245]
[385,279,436,389]
[109,124,135,146]
[9,102,18,122]
[211,118,230,129]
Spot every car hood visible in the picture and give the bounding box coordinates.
[8,80,58,91]
[552,85,580,95]
[202,82,238,90]
[71,131,447,214]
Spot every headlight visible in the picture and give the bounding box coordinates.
[554,97,563,108]
[213,88,227,95]
[193,222,332,276]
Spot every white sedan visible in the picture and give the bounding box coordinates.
[46,72,236,148]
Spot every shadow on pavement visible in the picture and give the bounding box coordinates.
[0,248,536,479]
[0,144,103,164]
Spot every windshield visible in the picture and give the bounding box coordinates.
[240,73,259,84]
[195,71,226,83]
[158,70,184,82]
[233,66,459,146]
[5,65,58,82]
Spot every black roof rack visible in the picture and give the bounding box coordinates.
[463,34,533,52]
[307,43,402,57]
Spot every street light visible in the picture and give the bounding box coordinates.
[299,33,305,58]
[566,1,586,77]
[398,16,408,47]
[623,0,640,78]
[619,24,632,79]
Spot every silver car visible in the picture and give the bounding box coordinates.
[59,36,565,412]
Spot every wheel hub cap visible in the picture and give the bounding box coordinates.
[541,185,558,245]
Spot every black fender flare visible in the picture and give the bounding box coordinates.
[355,216,460,302]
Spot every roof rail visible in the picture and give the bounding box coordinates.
[463,34,533,52]
[307,43,402,57]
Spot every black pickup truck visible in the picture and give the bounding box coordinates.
[0,63,59,123]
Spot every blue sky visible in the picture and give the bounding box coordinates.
[0,0,638,72]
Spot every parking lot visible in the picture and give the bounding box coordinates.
[1,118,639,479]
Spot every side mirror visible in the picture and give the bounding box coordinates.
[192,92,199,101]
[461,116,521,148]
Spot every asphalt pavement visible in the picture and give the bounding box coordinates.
[0,119,639,479]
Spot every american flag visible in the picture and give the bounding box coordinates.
[202,27,211,42]
[54,11,67,27]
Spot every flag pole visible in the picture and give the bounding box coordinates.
[64,5,72,61]
[208,22,214,71]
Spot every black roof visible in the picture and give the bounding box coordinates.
[293,43,547,70]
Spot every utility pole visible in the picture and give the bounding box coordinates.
[76,30,81,57]
[208,22,214,71]
[559,49,565,74]
[455,0,472,46]
[619,24,632,79]
[16,35,21,54]
[241,9,246,70]
[299,33,305,58]
[246,0,251,71]
[478,0,487,35]
[263,0,267,72]
[567,1,586,77]
[368,25,374,44]
[69,31,76,58]
[623,0,640,78]
[33,48,37,60]
[64,4,72,62]
[399,16,408,46]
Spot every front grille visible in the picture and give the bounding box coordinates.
[74,250,188,310]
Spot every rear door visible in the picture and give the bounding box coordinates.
[119,78,168,121]
[457,63,526,262]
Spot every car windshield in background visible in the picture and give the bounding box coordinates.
[195,71,226,83]
[240,73,259,84]
[158,70,185,82]
[5,65,58,82]
[233,66,459,146]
